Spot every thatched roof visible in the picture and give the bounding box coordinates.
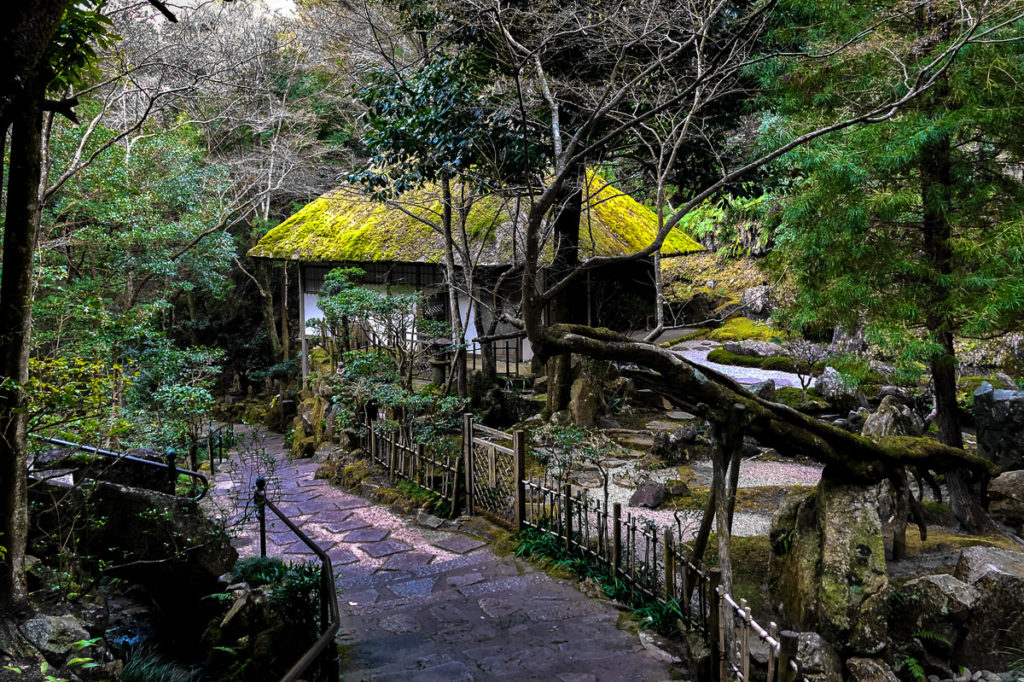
[248,170,703,265]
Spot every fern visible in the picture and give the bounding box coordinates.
[902,655,926,682]
[912,627,951,647]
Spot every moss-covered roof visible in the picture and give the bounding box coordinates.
[248,170,703,265]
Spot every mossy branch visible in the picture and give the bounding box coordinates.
[543,323,997,483]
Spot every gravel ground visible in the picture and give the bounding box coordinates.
[585,456,824,539]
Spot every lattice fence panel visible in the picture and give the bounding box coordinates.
[470,437,517,527]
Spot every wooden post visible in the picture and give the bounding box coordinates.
[664,528,674,604]
[564,483,573,553]
[612,502,622,575]
[415,442,424,482]
[708,568,723,682]
[463,413,474,515]
[767,622,778,682]
[513,430,526,530]
[740,597,751,682]
[779,631,799,682]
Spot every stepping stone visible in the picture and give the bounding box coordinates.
[389,577,437,599]
[342,588,379,606]
[315,510,356,524]
[325,517,371,534]
[297,499,349,515]
[334,565,374,584]
[328,547,359,566]
[361,539,412,558]
[446,572,484,590]
[432,535,486,555]
[383,552,434,571]
[342,528,387,543]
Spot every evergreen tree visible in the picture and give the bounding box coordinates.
[763,0,1024,528]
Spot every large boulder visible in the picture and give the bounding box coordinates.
[769,475,889,656]
[814,367,860,410]
[740,285,772,320]
[862,395,925,439]
[950,546,1024,670]
[988,470,1024,534]
[569,377,598,427]
[722,339,785,358]
[974,382,1024,471]
[629,481,666,509]
[19,615,90,666]
[794,631,842,682]
[888,573,979,673]
[845,657,898,681]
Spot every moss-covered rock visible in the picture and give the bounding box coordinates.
[769,477,890,657]
[706,347,797,372]
[774,386,829,412]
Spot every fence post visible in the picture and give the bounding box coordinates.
[415,442,424,482]
[254,476,267,558]
[513,430,526,530]
[664,528,674,604]
[708,568,722,682]
[741,598,751,682]
[779,631,799,682]
[463,413,474,515]
[563,483,573,553]
[612,502,622,575]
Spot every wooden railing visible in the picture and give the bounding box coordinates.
[254,477,340,682]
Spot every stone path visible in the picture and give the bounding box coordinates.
[207,428,684,681]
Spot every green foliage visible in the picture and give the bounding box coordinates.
[352,54,548,198]
[760,3,1024,381]
[230,556,290,587]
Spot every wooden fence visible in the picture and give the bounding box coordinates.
[360,415,462,514]
[357,412,802,681]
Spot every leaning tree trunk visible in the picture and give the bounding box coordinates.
[545,165,583,416]
[0,76,45,607]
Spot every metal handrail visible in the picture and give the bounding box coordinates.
[32,436,210,500]
[254,477,340,682]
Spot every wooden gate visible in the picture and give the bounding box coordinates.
[463,415,525,529]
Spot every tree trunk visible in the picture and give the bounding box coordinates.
[256,260,282,362]
[280,263,290,362]
[545,166,583,415]
[0,76,45,607]
[920,129,988,531]
[440,178,467,399]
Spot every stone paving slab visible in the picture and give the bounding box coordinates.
[207,426,685,681]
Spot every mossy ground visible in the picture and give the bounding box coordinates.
[704,317,789,343]
[956,374,1016,408]
[706,347,796,373]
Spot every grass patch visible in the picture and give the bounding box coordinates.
[706,347,796,373]
[904,525,1021,556]
[685,534,772,621]
[512,527,689,638]
[705,317,789,343]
